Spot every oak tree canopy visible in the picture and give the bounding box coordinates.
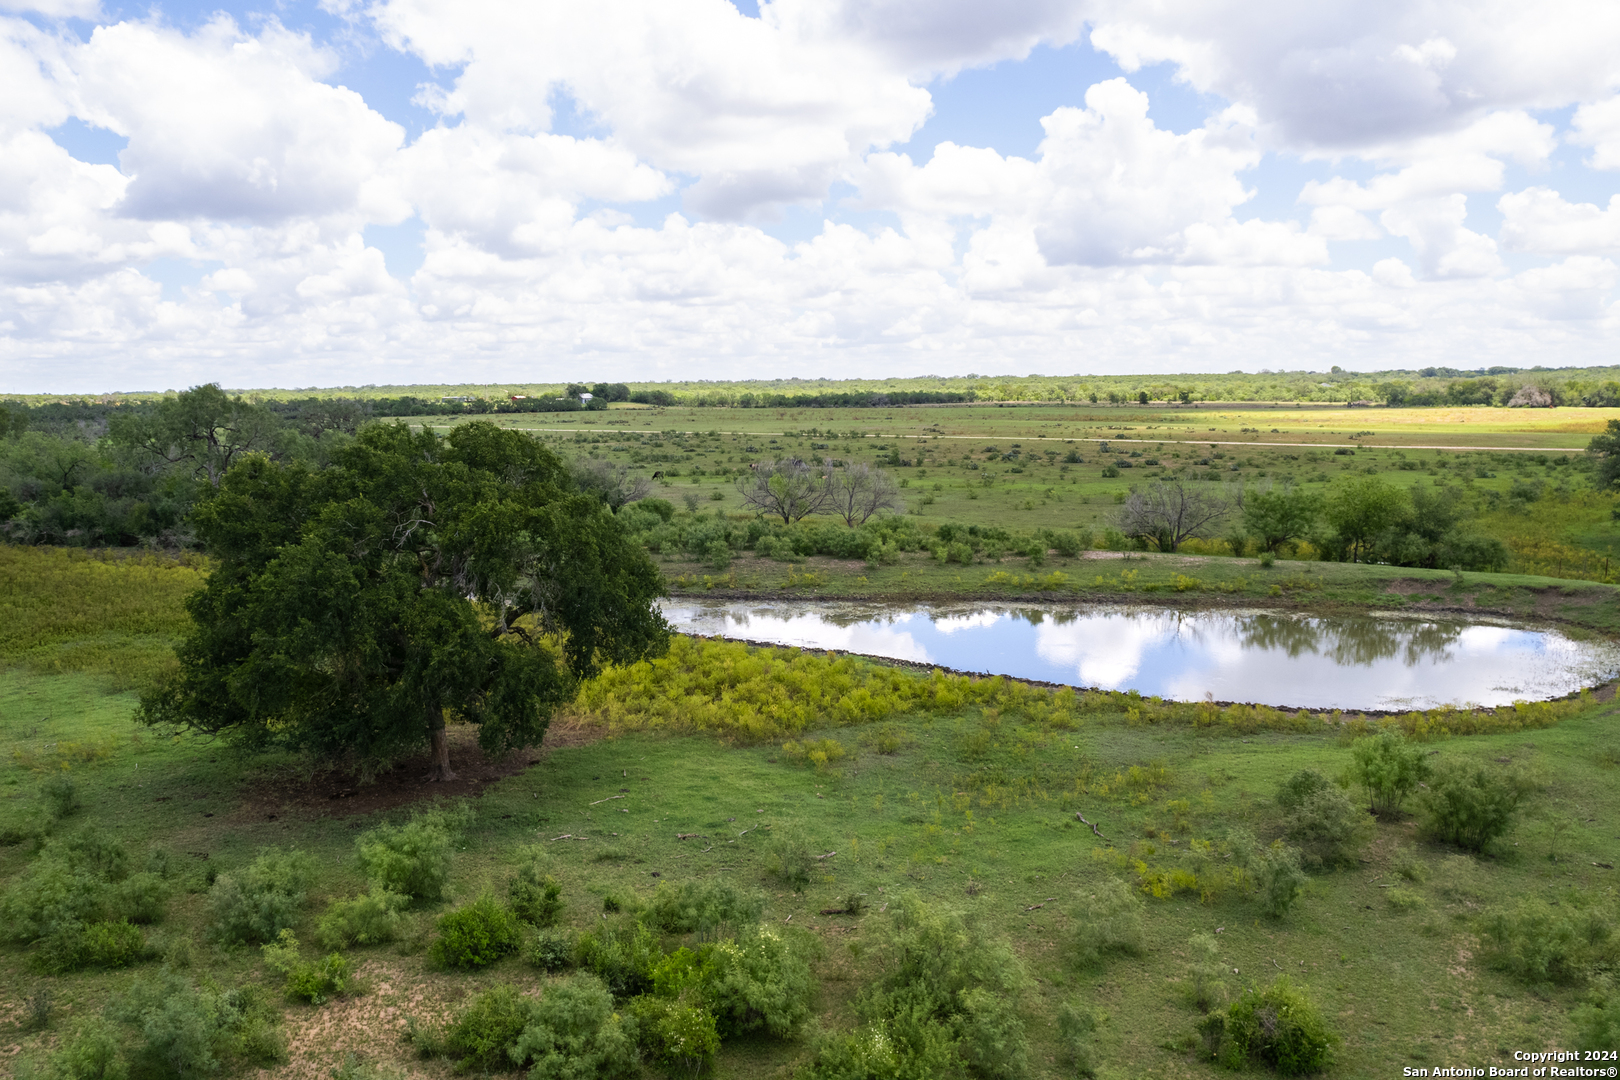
[139,421,669,780]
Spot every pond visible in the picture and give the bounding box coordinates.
[659,601,1620,711]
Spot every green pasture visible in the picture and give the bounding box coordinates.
[409,402,1620,584]
[2,550,1619,1077]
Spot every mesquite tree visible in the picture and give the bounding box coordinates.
[735,459,832,523]
[1117,480,1230,552]
[139,421,668,781]
[825,462,903,526]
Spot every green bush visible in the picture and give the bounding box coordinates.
[512,974,641,1080]
[261,930,356,1004]
[431,894,522,970]
[1200,977,1337,1075]
[1277,770,1368,871]
[1478,896,1618,985]
[627,996,720,1077]
[443,983,537,1073]
[764,827,816,892]
[110,872,171,925]
[207,848,315,944]
[1182,932,1227,1013]
[1049,531,1084,557]
[51,829,131,882]
[104,972,287,1079]
[1070,879,1145,969]
[806,895,1031,1080]
[1347,731,1431,817]
[35,919,146,974]
[1056,1000,1100,1077]
[315,890,408,950]
[578,919,661,997]
[355,804,469,902]
[509,862,564,928]
[691,927,815,1039]
[1572,988,1620,1052]
[41,773,81,820]
[1419,761,1532,853]
[1252,842,1308,918]
[1,859,109,943]
[526,927,579,972]
[643,879,765,937]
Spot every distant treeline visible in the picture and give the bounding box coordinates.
[17,364,1620,413]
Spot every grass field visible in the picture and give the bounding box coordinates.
[409,403,1620,583]
[2,549,1619,1079]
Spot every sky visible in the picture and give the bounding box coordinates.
[3,0,1620,393]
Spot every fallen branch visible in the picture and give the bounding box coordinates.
[1076,812,1111,842]
[816,851,837,861]
[676,832,706,840]
[590,795,626,806]
[548,834,576,841]
[701,845,714,853]
[1024,897,1058,912]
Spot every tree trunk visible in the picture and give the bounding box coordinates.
[425,706,457,782]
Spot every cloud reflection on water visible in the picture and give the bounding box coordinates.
[659,602,1619,711]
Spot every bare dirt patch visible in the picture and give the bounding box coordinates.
[234,720,605,822]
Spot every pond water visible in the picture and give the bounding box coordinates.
[659,601,1620,711]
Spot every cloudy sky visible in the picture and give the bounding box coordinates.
[4,0,1620,393]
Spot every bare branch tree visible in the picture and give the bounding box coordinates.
[1117,480,1231,552]
[736,458,831,524]
[825,461,904,526]
[570,457,653,514]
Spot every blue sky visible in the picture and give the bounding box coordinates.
[3,0,1618,392]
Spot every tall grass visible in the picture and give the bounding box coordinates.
[562,636,1588,743]
[0,547,204,689]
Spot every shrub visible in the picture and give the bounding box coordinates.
[104,972,287,1078]
[1252,842,1308,919]
[1049,531,1084,557]
[261,930,356,1004]
[1572,988,1620,1052]
[1182,932,1227,1013]
[111,872,171,925]
[1201,977,1337,1075]
[1,859,109,943]
[51,829,131,882]
[627,996,720,1077]
[1056,1000,1100,1077]
[812,895,1031,1080]
[1347,732,1431,817]
[35,919,146,974]
[578,919,661,997]
[41,773,81,820]
[443,983,537,1073]
[431,894,523,970]
[1277,772,1367,870]
[509,863,564,928]
[513,974,641,1080]
[643,879,764,937]
[765,827,816,892]
[315,890,408,950]
[1070,879,1145,969]
[1478,897,1618,985]
[526,927,579,972]
[694,927,815,1038]
[1419,762,1532,853]
[208,848,315,945]
[355,804,469,902]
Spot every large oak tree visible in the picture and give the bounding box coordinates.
[139,421,669,780]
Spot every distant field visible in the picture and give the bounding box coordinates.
[412,403,1620,582]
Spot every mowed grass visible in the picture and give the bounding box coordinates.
[2,550,1619,1077]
